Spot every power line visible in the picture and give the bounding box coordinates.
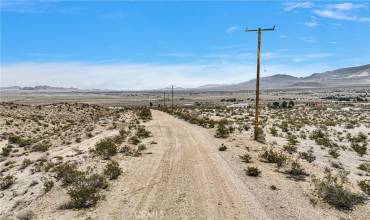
[246,25,275,141]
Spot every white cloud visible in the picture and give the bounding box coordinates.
[283,2,314,11]
[304,21,318,27]
[306,53,332,58]
[313,9,357,21]
[279,35,289,38]
[226,26,242,34]
[328,3,366,11]
[299,37,317,43]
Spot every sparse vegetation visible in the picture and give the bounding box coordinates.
[239,153,252,163]
[1,175,16,190]
[313,172,367,209]
[245,166,261,177]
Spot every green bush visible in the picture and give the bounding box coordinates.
[358,180,370,195]
[260,149,287,167]
[136,126,151,139]
[137,108,152,121]
[0,175,16,190]
[358,163,370,173]
[54,163,84,187]
[313,173,367,209]
[20,158,33,169]
[269,126,278,137]
[104,160,122,180]
[32,142,50,152]
[299,149,316,163]
[41,176,54,192]
[215,119,230,138]
[218,144,227,151]
[94,138,117,159]
[288,160,307,176]
[8,135,32,147]
[67,174,107,208]
[1,145,12,157]
[351,143,367,157]
[239,153,252,163]
[283,144,297,154]
[245,166,261,177]
[129,135,141,145]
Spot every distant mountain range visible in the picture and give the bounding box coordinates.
[2,64,369,92]
[194,64,370,91]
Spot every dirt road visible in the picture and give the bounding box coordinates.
[90,110,269,219]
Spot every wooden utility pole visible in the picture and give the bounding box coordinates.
[163,91,166,107]
[246,25,275,141]
[171,85,174,110]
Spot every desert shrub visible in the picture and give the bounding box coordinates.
[218,144,227,151]
[286,133,299,146]
[137,144,146,151]
[104,160,122,180]
[137,107,152,121]
[94,138,117,159]
[239,153,252,163]
[358,163,370,173]
[66,174,106,208]
[20,158,33,169]
[283,144,297,154]
[1,145,12,156]
[16,210,34,220]
[351,142,367,157]
[129,135,141,145]
[310,129,332,147]
[136,126,151,139]
[328,147,340,158]
[358,180,370,195]
[41,176,54,192]
[54,162,84,187]
[8,135,32,147]
[254,127,266,143]
[288,160,307,176]
[32,142,50,152]
[313,172,367,209]
[215,119,229,138]
[260,149,287,167]
[299,149,316,163]
[245,166,261,177]
[269,126,278,137]
[0,175,16,190]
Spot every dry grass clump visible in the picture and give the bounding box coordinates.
[312,172,367,209]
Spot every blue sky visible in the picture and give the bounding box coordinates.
[1,1,370,90]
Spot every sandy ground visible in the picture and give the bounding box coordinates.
[23,110,369,220]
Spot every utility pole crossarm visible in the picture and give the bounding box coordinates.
[246,25,275,32]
